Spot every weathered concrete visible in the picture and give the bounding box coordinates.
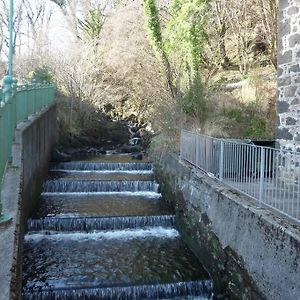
[0,104,58,300]
[156,154,300,300]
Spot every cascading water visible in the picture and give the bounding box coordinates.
[43,180,159,193]
[50,162,153,171]
[23,154,213,299]
[27,215,176,232]
[23,280,213,300]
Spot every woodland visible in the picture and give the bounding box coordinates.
[0,0,278,151]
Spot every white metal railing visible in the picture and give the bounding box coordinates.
[180,129,300,223]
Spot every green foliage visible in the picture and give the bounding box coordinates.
[143,0,209,123]
[28,66,54,83]
[226,108,244,123]
[243,116,266,139]
[164,0,209,75]
[181,74,206,122]
[225,107,267,139]
[78,9,104,40]
[143,0,165,60]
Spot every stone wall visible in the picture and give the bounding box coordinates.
[0,105,58,300]
[156,154,300,300]
[277,0,300,149]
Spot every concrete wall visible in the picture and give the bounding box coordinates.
[156,154,300,300]
[0,105,58,300]
[277,0,300,149]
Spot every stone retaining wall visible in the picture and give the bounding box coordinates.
[277,0,300,150]
[156,153,300,299]
[0,105,58,300]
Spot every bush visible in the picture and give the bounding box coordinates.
[28,66,54,83]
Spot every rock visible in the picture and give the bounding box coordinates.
[120,145,142,153]
[138,128,147,137]
[131,153,143,160]
[52,149,71,162]
[129,137,142,146]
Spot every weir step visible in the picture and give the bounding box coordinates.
[22,156,212,299]
[42,180,160,194]
[48,170,154,181]
[27,215,176,232]
[50,162,153,171]
[22,280,213,300]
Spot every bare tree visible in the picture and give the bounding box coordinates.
[23,0,54,54]
[0,0,25,62]
[258,0,278,68]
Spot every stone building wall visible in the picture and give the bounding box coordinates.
[277,0,300,150]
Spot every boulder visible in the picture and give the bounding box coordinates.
[131,153,143,160]
[51,149,72,162]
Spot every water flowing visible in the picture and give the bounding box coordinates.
[43,180,159,193]
[23,280,213,300]
[50,162,153,171]
[27,215,176,232]
[23,155,213,299]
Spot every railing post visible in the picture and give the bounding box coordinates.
[259,147,265,208]
[11,78,17,141]
[219,141,224,181]
[195,134,199,167]
[32,79,37,112]
[2,75,12,102]
[180,129,183,160]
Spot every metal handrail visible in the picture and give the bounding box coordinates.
[0,82,55,219]
[180,129,300,223]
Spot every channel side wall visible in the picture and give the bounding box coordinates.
[0,104,58,300]
[156,153,300,300]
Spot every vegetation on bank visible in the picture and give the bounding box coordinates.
[7,0,278,150]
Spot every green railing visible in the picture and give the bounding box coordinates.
[0,82,55,221]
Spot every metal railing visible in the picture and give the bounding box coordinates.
[180,129,300,223]
[0,82,55,218]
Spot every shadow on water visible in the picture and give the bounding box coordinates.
[22,154,213,299]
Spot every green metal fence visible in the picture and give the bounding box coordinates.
[0,82,55,221]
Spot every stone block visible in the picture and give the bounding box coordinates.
[286,117,297,125]
[287,6,299,15]
[289,33,300,48]
[284,86,298,97]
[279,1,289,10]
[289,64,300,73]
[279,20,291,37]
[278,76,291,86]
[278,50,292,64]
[277,127,293,140]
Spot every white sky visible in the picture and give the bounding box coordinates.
[0,0,75,62]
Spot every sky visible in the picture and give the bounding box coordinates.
[0,0,74,62]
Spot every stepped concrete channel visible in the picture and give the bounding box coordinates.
[21,155,213,300]
[2,107,298,299]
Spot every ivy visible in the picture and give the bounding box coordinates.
[165,0,209,76]
[143,0,210,121]
[143,0,165,61]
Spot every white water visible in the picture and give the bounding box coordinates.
[41,191,161,198]
[50,170,153,174]
[25,227,180,242]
